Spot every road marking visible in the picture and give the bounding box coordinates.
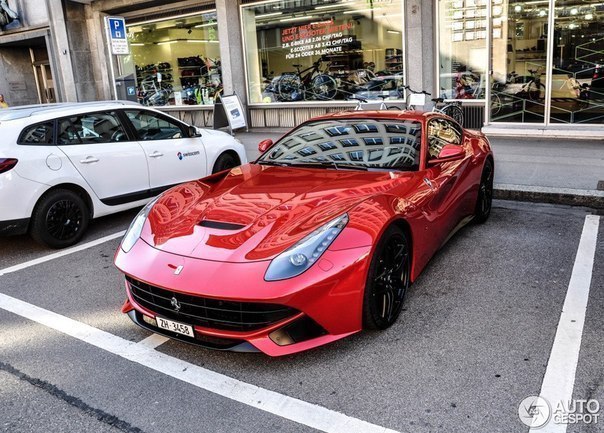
[0,293,399,433]
[530,215,600,433]
[137,334,170,349]
[0,231,125,277]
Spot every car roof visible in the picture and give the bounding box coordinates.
[0,100,141,121]
[307,110,435,123]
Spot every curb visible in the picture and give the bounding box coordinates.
[495,184,604,209]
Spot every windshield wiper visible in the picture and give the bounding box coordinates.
[255,160,292,167]
[297,161,369,171]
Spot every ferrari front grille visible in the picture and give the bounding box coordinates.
[126,276,298,332]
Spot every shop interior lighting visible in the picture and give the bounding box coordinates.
[280,15,317,22]
[194,22,217,28]
[387,30,401,34]
[514,4,522,13]
[130,42,145,46]
[586,13,594,20]
[570,7,578,15]
[257,12,283,18]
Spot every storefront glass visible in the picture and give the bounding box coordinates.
[438,0,488,100]
[550,0,604,124]
[490,0,549,123]
[241,0,404,104]
[126,11,221,106]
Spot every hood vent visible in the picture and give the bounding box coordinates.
[199,220,246,230]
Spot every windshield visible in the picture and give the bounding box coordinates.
[257,119,422,171]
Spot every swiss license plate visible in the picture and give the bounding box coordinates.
[156,317,194,338]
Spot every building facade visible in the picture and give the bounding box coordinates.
[1,0,603,134]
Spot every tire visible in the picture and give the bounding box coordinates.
[277,74,302,101]
[212,152,239,173]
[474,159,494,224]
[363,225,411,330]
[442,104,464,126]
[310,74,338,100]
[30,189,89,249]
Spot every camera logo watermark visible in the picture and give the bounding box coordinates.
[519,396,600,428]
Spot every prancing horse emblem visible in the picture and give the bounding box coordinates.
[174,265,184,275]
[170,297,181,312]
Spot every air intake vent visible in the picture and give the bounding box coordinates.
[199,220,245,230]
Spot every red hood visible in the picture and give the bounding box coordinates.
[141,163,417,262]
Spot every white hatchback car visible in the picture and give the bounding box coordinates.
[0,101,247,248]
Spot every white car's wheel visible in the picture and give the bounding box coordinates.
[30,189,90,249]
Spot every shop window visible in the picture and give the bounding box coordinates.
[126,11,221,107]
[438,0,488,100]
[241,0,405,104]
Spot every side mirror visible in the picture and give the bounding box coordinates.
[428,144,465,165]
[258,139,273,153]
[188,126,202,138]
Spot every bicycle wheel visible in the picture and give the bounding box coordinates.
[491,93,502,116]
[310,74,338,100]
[277,74,302,101]
[442,104,464,125]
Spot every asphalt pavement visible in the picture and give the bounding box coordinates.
[0,201,602,433]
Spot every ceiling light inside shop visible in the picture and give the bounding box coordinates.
[514,5,522,12]
[586,13,594,19]
[257,12,283,18]
[194,22,217,28]
[280,16,317,22]
[539,9,547,16]
[387,30,401,34]
[570,7,578,15]
[130,43,145,46]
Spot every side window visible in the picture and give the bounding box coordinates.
[427,118,463,158]
[125,110,184,141]
[18,122,54,145]
[57,112,127,145]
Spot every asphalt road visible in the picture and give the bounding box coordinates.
[0,200,602,433]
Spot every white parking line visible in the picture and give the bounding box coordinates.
[137,334,170,349]
[0,292,399,433]
[0,231,125,277]
[530,215,600,433]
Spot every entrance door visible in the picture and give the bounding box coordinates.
[33,63,55,103]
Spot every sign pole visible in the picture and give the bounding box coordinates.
[104,17,118,100]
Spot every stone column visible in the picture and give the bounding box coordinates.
[45,0,78,102]
[405,0,434,106]
[215,0,247,108]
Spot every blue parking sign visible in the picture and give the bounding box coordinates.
[106,17,129,55]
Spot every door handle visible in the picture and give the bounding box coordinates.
[80,156,99,164]
[149,151,164,158]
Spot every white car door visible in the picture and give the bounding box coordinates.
[123,109,208,191]
[56,111,150,204]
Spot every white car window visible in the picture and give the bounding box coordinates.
[57,112,128,145]
[125,110,184,141]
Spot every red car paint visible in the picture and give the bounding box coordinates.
[115,111,493,356]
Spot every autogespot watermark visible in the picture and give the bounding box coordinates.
[518,396,601,428]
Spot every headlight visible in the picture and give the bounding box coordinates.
[265,214,349,281]
[120,197,159,253]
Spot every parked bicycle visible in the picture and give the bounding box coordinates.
[276,57,337,101]
[405,86,465,125]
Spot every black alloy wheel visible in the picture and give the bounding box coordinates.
[474,159,494,224]
[363,225,411,330]
[31,189,89,249]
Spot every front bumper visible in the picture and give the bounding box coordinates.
[115,238,371,356]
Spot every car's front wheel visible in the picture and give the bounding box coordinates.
[30,189,89,249]
[474,159,494,224]
[363,225,411,330]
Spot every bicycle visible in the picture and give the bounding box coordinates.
[276,57,338,101]
[405,86,465,125]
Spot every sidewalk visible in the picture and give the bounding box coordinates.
[231,128,604,209]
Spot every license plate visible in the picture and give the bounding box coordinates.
[155,317,194,338]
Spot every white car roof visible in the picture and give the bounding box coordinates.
[0,100,141,122]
